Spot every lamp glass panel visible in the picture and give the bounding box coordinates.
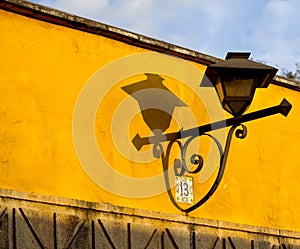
[215,80,224,101]
[228,101,250,116]
[223,103,232,115]
[224,78,255,97]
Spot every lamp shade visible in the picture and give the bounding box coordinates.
[202,52,278,117]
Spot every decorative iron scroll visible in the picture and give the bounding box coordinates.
[155,124,247,213]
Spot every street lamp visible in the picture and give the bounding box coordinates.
[203,52,278,117]
[130,52,292,213]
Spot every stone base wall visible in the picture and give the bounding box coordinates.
[0,189,299,248]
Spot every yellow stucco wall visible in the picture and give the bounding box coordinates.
[1,9,300,232]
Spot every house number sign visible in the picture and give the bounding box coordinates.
[175,176,194,204]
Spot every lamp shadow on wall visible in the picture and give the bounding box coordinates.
[121,73,187,136]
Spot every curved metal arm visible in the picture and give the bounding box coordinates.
[160,124,247,213]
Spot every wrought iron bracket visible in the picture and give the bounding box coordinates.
[132,98,292,213]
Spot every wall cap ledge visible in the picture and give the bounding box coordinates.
[0,188,300,239]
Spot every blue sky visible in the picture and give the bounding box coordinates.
[30,0,300,73]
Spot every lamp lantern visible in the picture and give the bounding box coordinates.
[203,52,278,116]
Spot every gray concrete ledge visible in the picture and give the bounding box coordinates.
[0,0,220,66]
[273,75,300,91]
[0,188,299,240]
